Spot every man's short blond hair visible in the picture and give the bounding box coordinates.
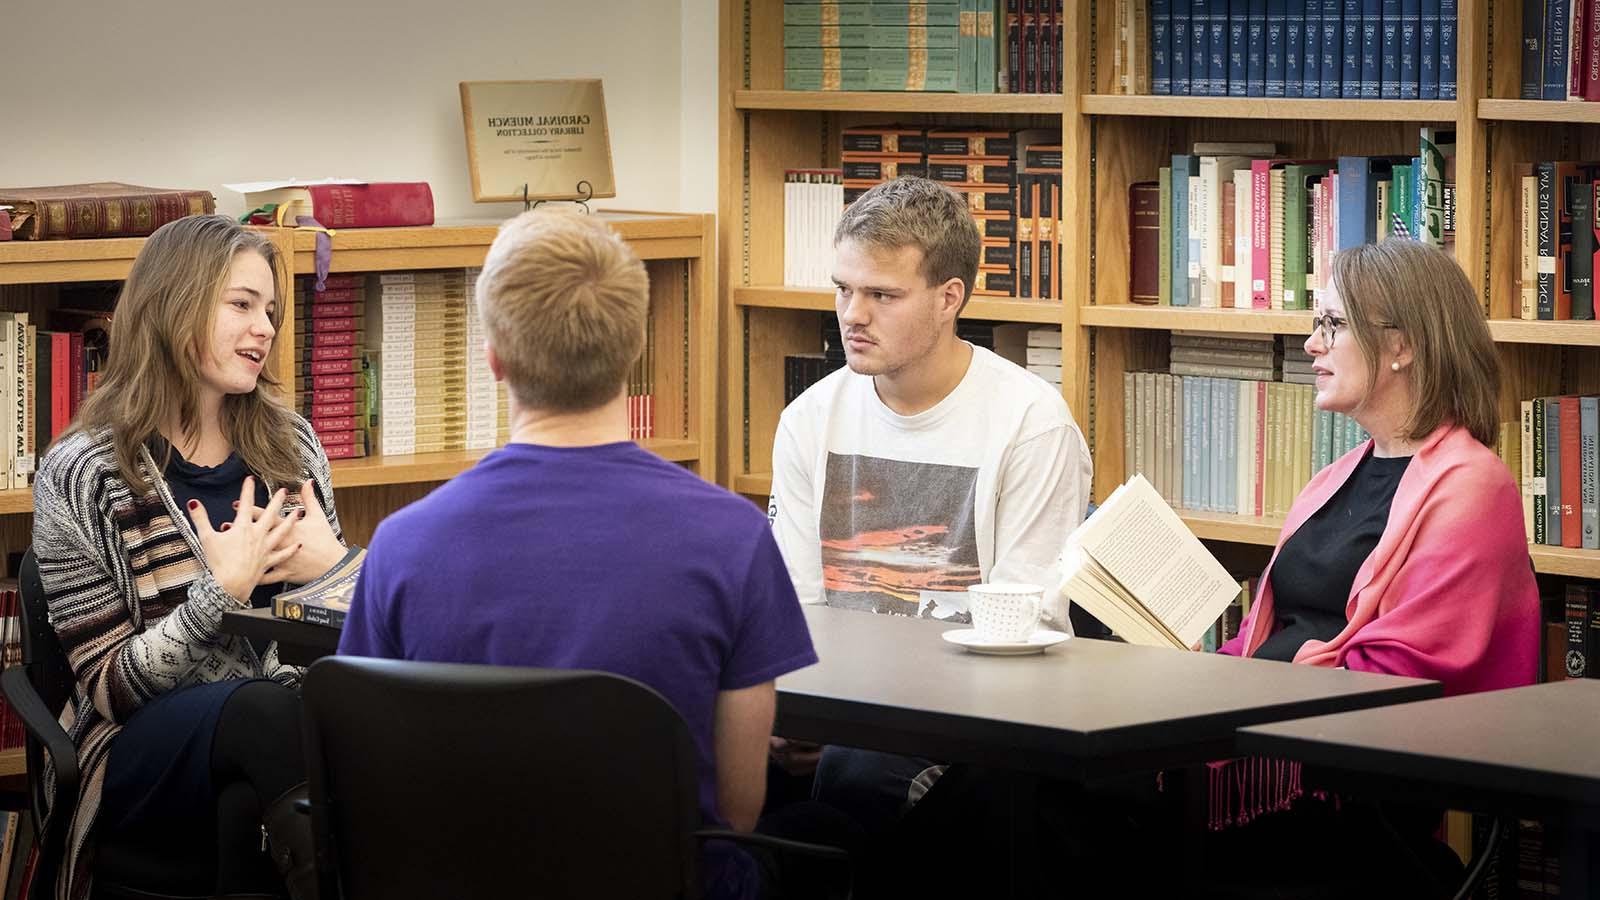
[476,209,649,412]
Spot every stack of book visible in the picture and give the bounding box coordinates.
[461,268,507,451]
[369,271,470,456]
[1005,0,1064,92]
[1110,0,1458,100]
[629,320,657,442]
[784,170,846,288]
[295,275,369,460]
[1516,161,1600,321]
[1281,338,1316,384]
[1134,132,1455,309]
[990,323,1063,386]
[1516,395,1599,550]
[1519,0,1600,101]
[1168,331,1281,380]
[785,316,1031,402]
[782,1,1005,93]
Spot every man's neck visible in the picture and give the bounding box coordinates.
[507,392,630,448]
[873,336,973,417]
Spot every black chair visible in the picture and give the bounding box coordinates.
[302,656,851,900]
[1,549,214,900]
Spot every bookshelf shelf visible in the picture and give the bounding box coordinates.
[0,237,149,284]
[733,90,1063,114]
[1528,545,1600,579]
[734,473,773,498]
[1485,319,1600,346]
[735,286,1064,324]
[1080,95,1459,122]
[0,748,23,778]
[1080,305,1314,335]
[1477,99,1600,124]
[330,439,701,489]
[1179,511,1286,545]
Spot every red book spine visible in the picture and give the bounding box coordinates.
[312,416,360,433]
[312,373,358,391]
[1587,0,1600,100]
[309,402,357,419]
[308,302,361,318]
[1129,183,1161,304]
[69,331,84,418]
[305,288,363,304]
[309,358,361,376]
[34,192,214,239]
[304,183,435,228]
[1574,1,1591,98]
[308,387,359,405]
[1562,396,1583,547]
[311,344,359,362]
[1251,160,1273,308]
[321,441,364,459]
[305,330,362,347]
[309,317,358,333]
[50,332,68,441]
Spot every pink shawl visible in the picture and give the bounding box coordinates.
[1219,423,1539,695]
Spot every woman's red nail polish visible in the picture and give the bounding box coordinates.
[231,501,239,509]
[220,523,231,531]
[187,500,199,510]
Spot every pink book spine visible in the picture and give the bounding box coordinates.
[1251,160,1273,309]
[1574,1,1591,99]
[1587,0,1600,100]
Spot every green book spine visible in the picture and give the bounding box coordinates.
[976,0,996,92]
[867,25,959,48]
[1282,164,1332,311]
[869,2,961,27]
[1158,167,1172,305]
[959,0,976,92]
[784,3,873,25]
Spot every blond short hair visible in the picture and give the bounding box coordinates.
[476,210,649,412]
[1331,239,1501,447]
[834,176,981,313]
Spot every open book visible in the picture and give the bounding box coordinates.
[1058,474,1242,650]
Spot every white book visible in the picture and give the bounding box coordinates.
[1057,474,1240,650]
[1233,170,1253,310]
[1026,346,1063,365]
[1027,327,1063,348]
[1199,157,1255,308]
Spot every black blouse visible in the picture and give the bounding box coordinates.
[1256,450,1412,662]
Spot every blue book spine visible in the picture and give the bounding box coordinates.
[1266,0,1287,95]
[1336,157,1373,249]
[1438,0,1456,98]
[1153,0,1174,94]
[1200,378,1214,511]
[1229,0,1250,95]
[1173,0,1193,94]
[1361,0,1382,97]
[1286,9,1303,96]
[1182,377,1196,510]
[1304,1,1323,96]
[1544,0,1569,100]
[1209,2,1230,94]
[1521,0,1546,98]
[1322,0,1343,96]
[1172,155,1193,307]
[1381,0,1401,98]
[1192,0,1213,95]
[1419,0,1440,98]
[1343,0,1364,96]
[1400,0,1421,98]
[1223,381,1238,513]
[1248,0,1269,95]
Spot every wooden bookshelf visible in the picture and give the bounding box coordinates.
[329,439,702,489]
[735,286,1065,324]
[1477,99,1600,124]
[0,749,23,779]
[1081,305,1315,335]
[1081,96,1458,122]
[734,90,1063,114]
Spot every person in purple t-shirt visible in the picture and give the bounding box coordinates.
[337,209,819,900]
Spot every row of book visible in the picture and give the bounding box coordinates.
[294,274,375,459]
[1121,359,1371,518]
[784,171,846,288]
[0,307,111,489]
[1107,0,1459,99]
[1518,0,1600,101]
[1514,162,1600,320]
[783,319,1064,404]
[1128,133,1456,309]
[834,125,1063,300]
[781,1,1063,93]
[1514,395,1599,550]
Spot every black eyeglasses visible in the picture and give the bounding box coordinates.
[1310,314,1398,350]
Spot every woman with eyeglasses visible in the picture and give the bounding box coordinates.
[1216,238,1537,687]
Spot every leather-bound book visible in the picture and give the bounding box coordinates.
[1129,181,1161,304]
[0,183,215,240]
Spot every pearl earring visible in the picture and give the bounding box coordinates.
[1391,361,1401,371]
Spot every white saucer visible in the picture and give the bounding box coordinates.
[941,629,1070,656]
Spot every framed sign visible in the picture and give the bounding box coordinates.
[459,79,617,203]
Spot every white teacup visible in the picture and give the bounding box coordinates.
[967,583,1044,643]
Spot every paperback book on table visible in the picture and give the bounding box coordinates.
[271,546,364,629]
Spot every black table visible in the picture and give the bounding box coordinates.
[778,606,1441,782]
[222,608,340,666]
[1238,679,1600,900]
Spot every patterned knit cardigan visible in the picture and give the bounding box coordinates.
[31,416,342,900]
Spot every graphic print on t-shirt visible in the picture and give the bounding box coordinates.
[820,452,981,621]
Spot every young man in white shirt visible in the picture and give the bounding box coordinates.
[766,175,1092,837]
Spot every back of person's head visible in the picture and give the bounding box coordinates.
[476,210,649,412]
[1331,239,1501,447]
[833,176,981,314]
[70,214,299,493]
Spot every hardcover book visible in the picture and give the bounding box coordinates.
[232,181,434,229]
[0,183,215,241]
[272,546,364,629]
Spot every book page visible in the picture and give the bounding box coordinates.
[1070,475,1241,648]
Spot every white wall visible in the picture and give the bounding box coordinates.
[4,0,719,219]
